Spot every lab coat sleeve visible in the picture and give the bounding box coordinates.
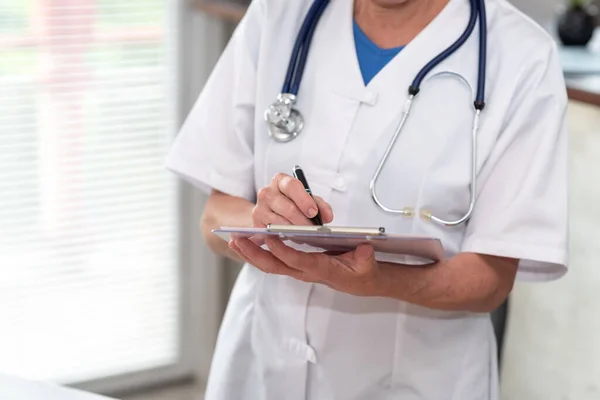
[461,45,569,282]
[164,1,264,202]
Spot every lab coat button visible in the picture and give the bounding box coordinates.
[286,339,317,363]
[305,345,317,363]
[334,176,347,191]
[364,91,378,105]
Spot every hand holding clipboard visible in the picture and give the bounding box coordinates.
[219,166,445,263]
[214,225,444,263]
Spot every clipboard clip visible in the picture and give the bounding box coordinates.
[266,224,386,236]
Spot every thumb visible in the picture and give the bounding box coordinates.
[354,244,375,264]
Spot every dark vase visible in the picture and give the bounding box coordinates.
[557,5,596,46]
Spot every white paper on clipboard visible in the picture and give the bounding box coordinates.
[213,225,445,264]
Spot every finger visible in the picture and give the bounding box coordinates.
[273,173,318,219]
[253,209,292,228]
[263,211,293,226]
[333,244,376,273]
[229,239,247,261]
[268,195,313,225]
[313,196,334,224]
[255,186,310,226]
[235,238,308,281]
[229,239,241,253]
[264,237,322,276]
[230,238,267,266]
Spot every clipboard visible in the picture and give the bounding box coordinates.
[212,224,445,263]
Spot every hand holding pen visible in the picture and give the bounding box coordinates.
[292,166,323,225]
[250,168,333,228]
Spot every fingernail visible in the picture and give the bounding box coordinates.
[308,208,318,217]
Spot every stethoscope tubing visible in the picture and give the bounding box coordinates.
[282,0,330,95]
[268,0,489,226]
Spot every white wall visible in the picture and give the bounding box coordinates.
[509,0,560,24]
[500,101,600,400]
[509,0,600,29]
[498,2,600,399]
[178,10,230,382]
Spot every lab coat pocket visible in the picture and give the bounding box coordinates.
[390,309,491,400]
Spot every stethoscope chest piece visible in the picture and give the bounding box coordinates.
[264,93,304,143]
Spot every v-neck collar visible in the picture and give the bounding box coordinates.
[353,20,404,56]
[325,0,469,93]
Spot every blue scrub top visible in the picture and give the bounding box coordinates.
[353,20,404,85]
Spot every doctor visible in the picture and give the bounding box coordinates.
[166,0,568,398]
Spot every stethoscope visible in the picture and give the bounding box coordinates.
[264,0,487,227]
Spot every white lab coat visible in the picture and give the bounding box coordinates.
[166,0,569,398]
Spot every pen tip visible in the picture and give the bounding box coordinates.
[294,165,301,171]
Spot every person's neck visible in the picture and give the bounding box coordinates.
[354,0,450,49]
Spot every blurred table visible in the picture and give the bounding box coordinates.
[0,374,116,400]
[566,75,600,106]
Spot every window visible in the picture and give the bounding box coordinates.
[0,0,182,385]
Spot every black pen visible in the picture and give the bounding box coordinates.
[293,165,323,226]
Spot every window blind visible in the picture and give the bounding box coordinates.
[0,0,180,384]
